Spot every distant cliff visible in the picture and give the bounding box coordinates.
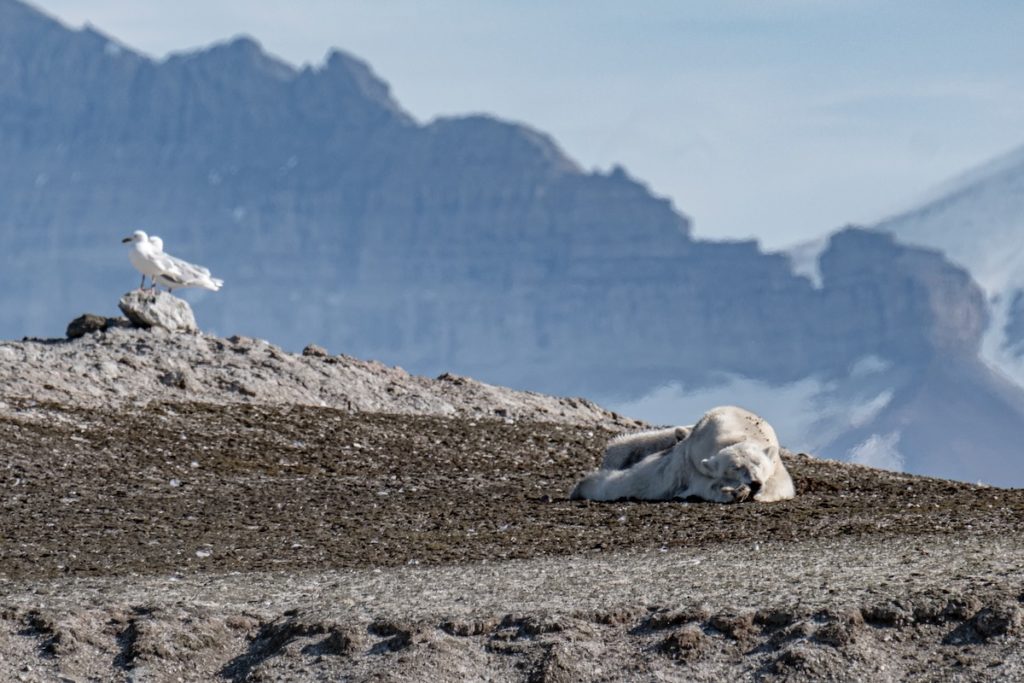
[0,0,990,399]
[873,143,1024,385]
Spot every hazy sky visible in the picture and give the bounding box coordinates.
[34,0,1024,248]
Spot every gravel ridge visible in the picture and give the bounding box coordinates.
[0,325,638,429]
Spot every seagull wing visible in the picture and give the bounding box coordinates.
[157,250,223,291]
[149,251,188,278]
[166,254,212,278]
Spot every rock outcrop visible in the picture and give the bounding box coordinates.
[118,290,198,333]
[0,323,639,429]
[66,313,116,339]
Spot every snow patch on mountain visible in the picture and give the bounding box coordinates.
[783,236,827,289]
[871,142,1024,387]
[875,143,1024,296]
[849,432,905,472]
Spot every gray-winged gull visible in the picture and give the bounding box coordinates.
[121,230,224,292]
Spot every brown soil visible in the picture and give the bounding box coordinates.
[2,401,1014,580]
[2,400,1024,681]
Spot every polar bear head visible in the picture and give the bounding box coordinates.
[698,442,776,495]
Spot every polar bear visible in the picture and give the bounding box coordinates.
[570,406,795,503]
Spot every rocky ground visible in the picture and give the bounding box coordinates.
[1,323,1023,681]
[0,324,636,429]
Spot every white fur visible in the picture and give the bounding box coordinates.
[601,425,691,471]
[570,406,795,504]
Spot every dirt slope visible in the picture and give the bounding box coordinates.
[2,400,1024,681]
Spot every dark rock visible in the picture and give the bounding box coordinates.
[909,592,982,624]
[313,629,358,656]
[500,614,566,638]
[657,625,706,661]
[647,605,712,630]
[590,607,644,626]
[755,608,798,628]
[709,611,757,640]
[367,619,416,652]
[224,380,257,397]
[814,608,864,647]
[440,617,500,637]
[221,613,357,678]
[66,314,109,339]
[769,620,816,647]
[21,609,79,657]
[302,343,328,357]
[530,642,584,683]
[862,600,913,627]
[971,604,1023,639]
[118,291,197,333]
[158,369,193,390]
[772,644,838,676]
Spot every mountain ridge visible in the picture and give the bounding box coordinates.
[3,0,1023,483]
[870,140,1024,392]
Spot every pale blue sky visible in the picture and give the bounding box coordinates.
[35,0,1024,247]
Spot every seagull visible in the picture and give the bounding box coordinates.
[121,230,224,292]
[121,229,164,289]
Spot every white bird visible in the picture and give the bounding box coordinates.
[152,245,224,292]
[121,229,164,289]
[121,230,224,292]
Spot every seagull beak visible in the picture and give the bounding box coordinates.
[121,236,132,243]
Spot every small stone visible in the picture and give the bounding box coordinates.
[658,625,706,661]
[159,369,192,390]
[66,314,109,339]
[302,343,328,357]
[226,380,257,397]
[709,612,757,640]
[440,617,500,637]
[648,605,712,630]
[815,609,864,647]
[972,604,1023,638]
[118,290,198,333]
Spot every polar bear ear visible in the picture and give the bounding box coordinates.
[675,426,691,441]
[698,457,716,477]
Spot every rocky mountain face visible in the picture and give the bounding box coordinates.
[791,144,1024,484]
[1,0,1021,481]
[0,1,984,388]
[872,144,1024,385]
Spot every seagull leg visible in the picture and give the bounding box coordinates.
[139,275,146,290]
